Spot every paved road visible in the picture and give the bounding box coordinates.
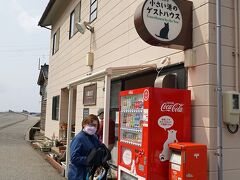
[0,112,66,180]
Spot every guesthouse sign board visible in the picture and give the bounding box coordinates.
[134,0,193,50]
[83,83,97,106]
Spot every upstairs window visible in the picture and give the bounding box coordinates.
[52,96,60,120]
[69,11,75,38]
[52,28,60,55]
[90,0,98,23]
[69,2,81,38]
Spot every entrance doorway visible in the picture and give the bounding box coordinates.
[59,88,77,141]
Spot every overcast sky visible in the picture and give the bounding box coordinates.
[0,0,50,112]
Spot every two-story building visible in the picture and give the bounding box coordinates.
[39,0,240,179]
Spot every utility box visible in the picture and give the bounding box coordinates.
[169,142,207,180]
[86,52,94,66]
[223,91,240,125]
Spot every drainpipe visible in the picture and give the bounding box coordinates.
[216,0,223,180]
[65,86,74,178]
[234,0,239,91]
[103,74,111,146]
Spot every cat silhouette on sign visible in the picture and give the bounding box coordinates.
[155,22,169,39]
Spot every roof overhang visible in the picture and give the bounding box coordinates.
[68,64,157,87]
[38,0,68,27]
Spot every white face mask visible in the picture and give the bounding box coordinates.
[84,125,97,135]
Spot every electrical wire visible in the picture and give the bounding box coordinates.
[0,54,49,61]
[0,44,49,61]
[0,43,49,53]
[0,48,49,53]
[0,43,48,47]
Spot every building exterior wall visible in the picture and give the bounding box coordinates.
[189,1,239,179]
[39,77,48,131]
[40,97,46,131]
[43,0,240,179]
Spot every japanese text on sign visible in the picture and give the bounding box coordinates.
[146,0,181,23]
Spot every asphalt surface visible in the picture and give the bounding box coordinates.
[0,112,66,180]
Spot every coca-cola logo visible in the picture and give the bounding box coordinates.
[161,102,184,112]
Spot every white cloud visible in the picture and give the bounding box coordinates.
[0,85,6,93]
[17,11,39,33]
[10,0,40,33]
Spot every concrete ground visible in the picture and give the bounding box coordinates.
[0,112,66,180]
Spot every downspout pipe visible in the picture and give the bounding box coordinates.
[239,1,240,69]
[216,0,223,180]
[234,0,239,91]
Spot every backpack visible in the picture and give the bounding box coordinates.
[86,144,111,180]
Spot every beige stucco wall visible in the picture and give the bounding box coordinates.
[189,0,240,179]
[43,0,240,179]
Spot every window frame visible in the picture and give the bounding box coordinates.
[69,2,81,39]
[52,28,60,55]
[69,10,75,39]
[52,95,60,121]
[89,0,98,23]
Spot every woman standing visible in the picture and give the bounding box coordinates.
[68,114,100,180]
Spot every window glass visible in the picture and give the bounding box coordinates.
[52,96,60,120]
[111,81,122,109]
[69,2,81,38]
[75,2,81,26]
[52,33,56,55]
[90,11,97,22]
[91,1,97,13]
[69,11,75,38]
[109,81,122,166]
[55,29,60,52]
[52,28,60,55]
[90,0,98,22]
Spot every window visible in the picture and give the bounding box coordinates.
[69,2,81,38]
[52,96,60,120]
[90,0,98,23]
[52,28,60,55]
[69,11,75,38]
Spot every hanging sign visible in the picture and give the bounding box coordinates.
[83,83,97,106]
[134,0,193,50]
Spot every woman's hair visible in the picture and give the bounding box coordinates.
[82,114,99,131]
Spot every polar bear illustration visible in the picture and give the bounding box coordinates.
[159,129,178,162]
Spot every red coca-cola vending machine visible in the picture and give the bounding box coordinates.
[118,87,191,180]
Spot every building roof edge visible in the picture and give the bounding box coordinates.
[38,0,56,27]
